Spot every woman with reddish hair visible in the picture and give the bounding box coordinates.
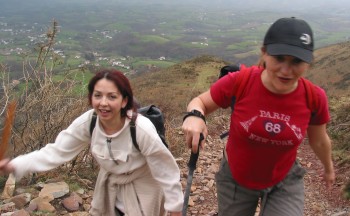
[0,69,183,216]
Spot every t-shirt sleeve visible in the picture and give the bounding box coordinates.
[210,72,239,109]
[309,86,330,125]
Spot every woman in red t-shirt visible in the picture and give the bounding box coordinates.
[182,17,335,216]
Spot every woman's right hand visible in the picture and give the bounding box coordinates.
[0,158,14,175]
[182,115,208,154]
[182,91,219,153]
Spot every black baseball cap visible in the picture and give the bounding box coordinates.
[263,17,314,63]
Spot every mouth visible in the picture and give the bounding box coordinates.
[98,109,111,117]
[278,77,292,83]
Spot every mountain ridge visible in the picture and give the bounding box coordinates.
[131,41,350,112]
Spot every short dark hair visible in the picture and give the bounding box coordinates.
[88,68,135,117]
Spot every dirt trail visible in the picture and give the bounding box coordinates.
[179,135,350,216]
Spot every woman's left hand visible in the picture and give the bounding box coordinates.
[0,158,14,175]
[323,169,335,189]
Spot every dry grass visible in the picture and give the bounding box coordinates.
[328,95,350,165]
[130,55,228,157]
[0,21,96,183]
[307,41,350,96]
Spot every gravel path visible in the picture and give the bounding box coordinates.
[179,135,350,216]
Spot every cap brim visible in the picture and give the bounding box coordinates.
[266,44,313,63]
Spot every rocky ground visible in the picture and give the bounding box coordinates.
[0,134,349,216]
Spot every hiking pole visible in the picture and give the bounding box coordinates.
[219,131,229,139]
[182,133,204,216]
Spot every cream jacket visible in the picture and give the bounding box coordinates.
[10,109,184,212]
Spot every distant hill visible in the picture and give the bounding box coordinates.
[306,41,350,97]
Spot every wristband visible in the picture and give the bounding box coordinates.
[183,109,206,123]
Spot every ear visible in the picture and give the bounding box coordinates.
[122,96,128,109]
[258,46,268,68]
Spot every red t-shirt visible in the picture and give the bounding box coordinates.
[210,66,330,189]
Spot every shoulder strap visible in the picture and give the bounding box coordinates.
[130,112,140,151]
[90,112,97,136]
[301,77,319,114]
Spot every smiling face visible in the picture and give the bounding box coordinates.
[91,78,128,124]
[261,48,310,94]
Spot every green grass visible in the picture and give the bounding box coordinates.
[0,55,5,62]
[226,41,258,52]
[137,34,170,43]
[65,57,84,66]
[104,23,131,31]
[132,60,176,68]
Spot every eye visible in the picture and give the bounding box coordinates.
[291,58,303,64]
[273,55,285,62]
[109,95,117,99]
[93,93,101,98]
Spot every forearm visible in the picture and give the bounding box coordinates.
[11,143,86,180]
[10,130,88,180]
[187,96,206,114]
[309,135,334,172]
[146,149,183,211]
[307,124,335,188]
[183,91,219,151]
[186,90,219,115]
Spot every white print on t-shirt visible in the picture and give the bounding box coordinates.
[240,110,303,146]
[285,121,303,140]
[240,116,258,132]
[249,133,293,146]
[259,110,290,122]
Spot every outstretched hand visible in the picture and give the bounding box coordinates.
[0,158,14,175]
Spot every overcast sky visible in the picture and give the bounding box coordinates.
[1,0,350,13]
[1,0,350,8]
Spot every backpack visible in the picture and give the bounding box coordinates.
[89,104,168,151]
[219,64,241,79]
[218,64,241,111]
[218,64,320,139]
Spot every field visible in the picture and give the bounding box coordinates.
[1,1,350,77]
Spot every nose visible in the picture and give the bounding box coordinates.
[280,61,293,76]
[100,96,108,106]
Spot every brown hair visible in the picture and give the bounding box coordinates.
[88,68,136,117]
[256,46,266,68]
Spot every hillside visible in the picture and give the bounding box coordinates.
[130,55,229,122]
[131,41,350,108]
[306,41,350,97]
[130,43,350,154]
